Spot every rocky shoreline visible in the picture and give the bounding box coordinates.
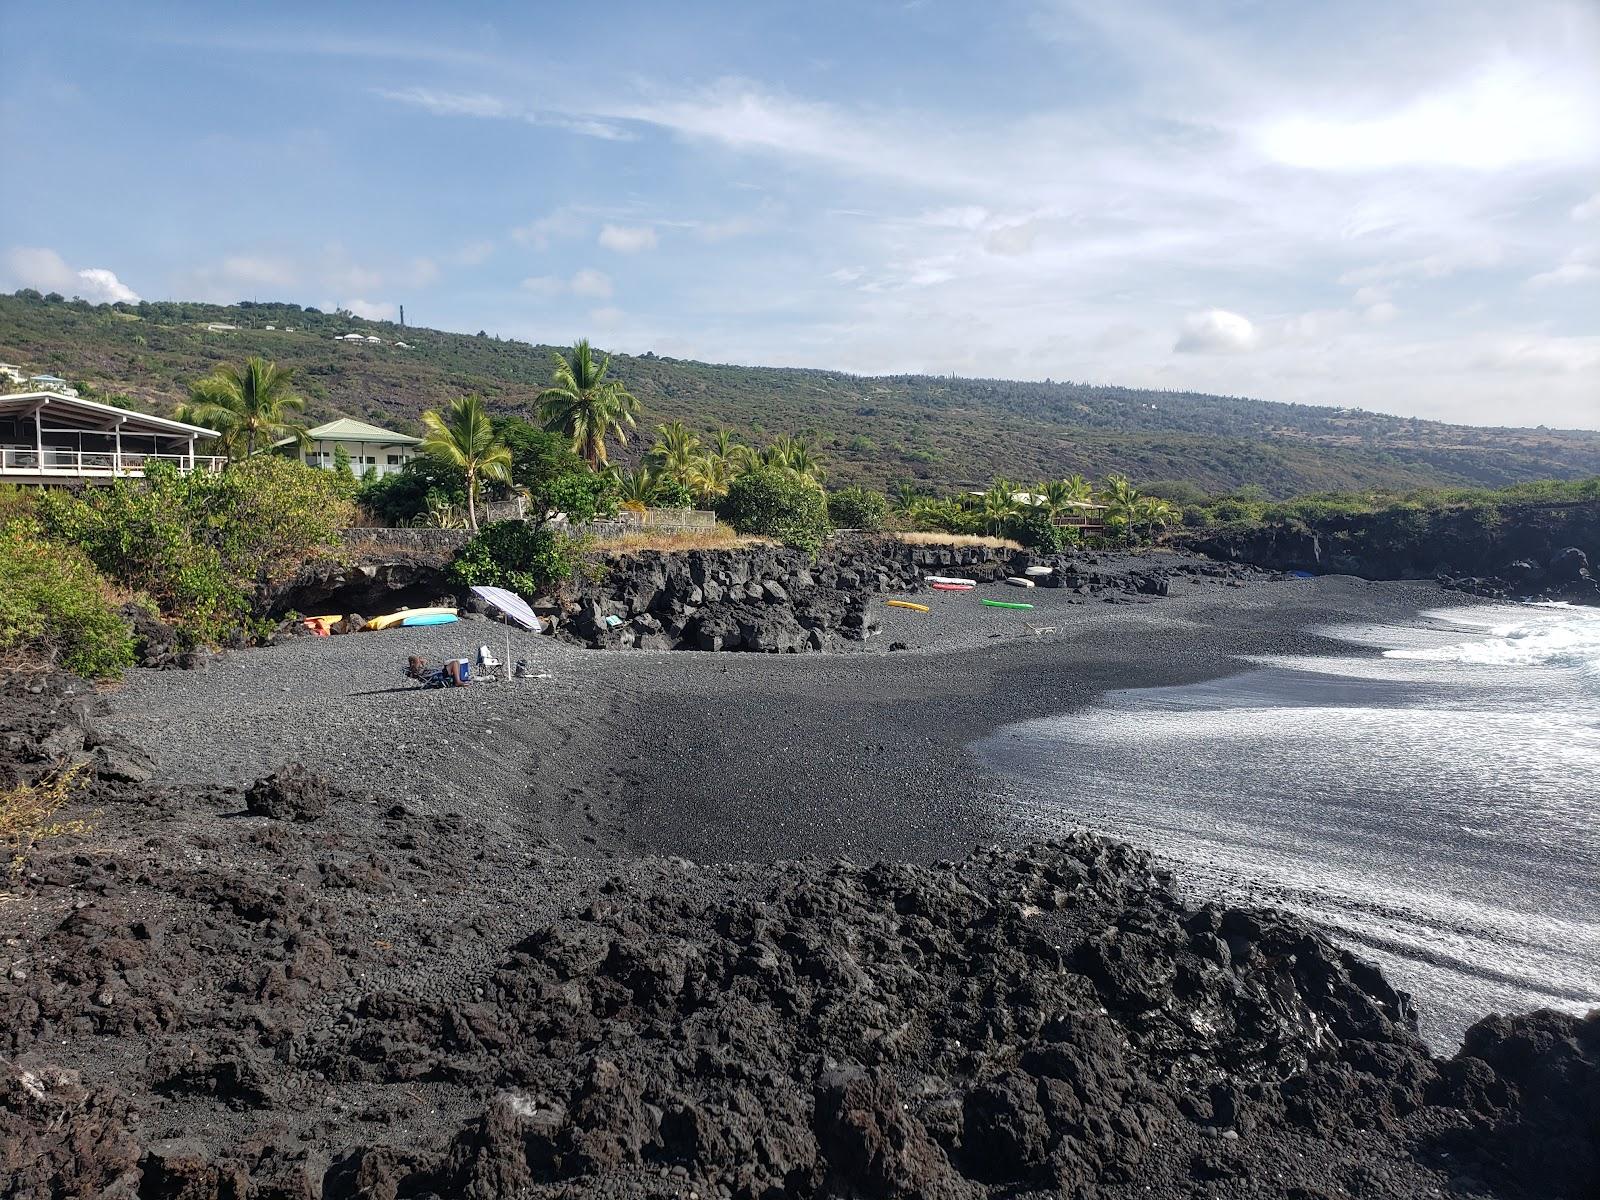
[263,535,1263,656]
[1188,497,1600,605]
[3,667,1596,1199]
[3,569,1598,1199]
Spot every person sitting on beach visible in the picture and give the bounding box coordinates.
[406,655,470,688]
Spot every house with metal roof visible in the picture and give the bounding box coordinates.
[0,391,224,483]
[279,418,421,478]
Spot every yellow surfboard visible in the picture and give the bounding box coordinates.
[365,605,458,631]
[885,600,931,613]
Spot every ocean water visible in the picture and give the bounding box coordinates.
[977,602,1600,1050]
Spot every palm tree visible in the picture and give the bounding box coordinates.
[537,339,640,468]
[980,482,1020,536]
[419,395,512,532]
[1042,474,1095,513]
[1101,475,1143,545]
[891,482,924,514]
[650,421,702,484]
[1136,496,1179,541]
[783,435,826,485]
[614,464,658,511]
[687,451,735,506]
[178,356,308,459]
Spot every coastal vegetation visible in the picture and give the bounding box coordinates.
[720,466,832,553]
[8,291,1599,494]
[3,323,1595,678]
[0,523,134,678]
[538,339,640,468]
[175,356,308,459]
[1180,475,1600,531]
[417,395,512,532]
[0,763,90,880]
[34,457,353,645]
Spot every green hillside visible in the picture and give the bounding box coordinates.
[4,291,1597,495]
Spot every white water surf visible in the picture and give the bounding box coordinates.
[979,602,1600,1050]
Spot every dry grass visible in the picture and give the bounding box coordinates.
[2,764,92,881]
[894,531,1024,551]
[590,525,764,554]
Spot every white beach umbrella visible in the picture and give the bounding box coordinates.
[469,585,542,677]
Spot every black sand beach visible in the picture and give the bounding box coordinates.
[102,571,1456,865]
[8,567,1597,1199]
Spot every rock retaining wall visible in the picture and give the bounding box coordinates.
[549,537,1253,652]
[338,528,472,553]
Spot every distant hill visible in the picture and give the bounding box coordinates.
[4,291,1597,495]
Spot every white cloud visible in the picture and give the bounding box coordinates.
[1252,62,1600,171]
[1527,260,1600,287]
[375,87,633,140]
[1575,192,1600,221]
[452,240,495,265]
[1364,301,1400,322]
[598,224,658,253]
[512,209,586,249]
[984,220,1044,256]
[340,298,398,320]
[1473,335,1600,374]
[522,269,613,299]
[1338,244,1504,286]
[217,255,297,288]
[570,268,613,298]
[4,246,140,302]
[589,306,626,325]
[1174,309,1259,354]
[73,268,140,303]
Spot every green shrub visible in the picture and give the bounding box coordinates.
[357,459,465,525]
[543,469,617,525]
[0,525,134,677]
[827,485,889,530]
[649,476,695,509]
[719,468,830,552]
[905,498,981,536]
[448,520,587,597]
[37,458,353,641]
[1007,506,1066,552]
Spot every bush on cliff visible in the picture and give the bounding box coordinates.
[448,520,587,597]
[0,525,135,677]
[720,468,831,552]
[37,458,353,641]
[357,459,467,525]
[827,485,889,531]
[1007,505,1068,552]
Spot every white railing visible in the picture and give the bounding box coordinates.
[0,448,228,477]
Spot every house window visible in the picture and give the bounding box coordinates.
[386,454,403,465]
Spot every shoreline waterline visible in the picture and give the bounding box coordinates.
[974,600,1600,1050]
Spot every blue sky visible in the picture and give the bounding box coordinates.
[2,0,1597,427]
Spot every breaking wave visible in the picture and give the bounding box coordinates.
[1385,604,1600,676]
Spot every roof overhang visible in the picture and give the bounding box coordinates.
[0,391,215,438]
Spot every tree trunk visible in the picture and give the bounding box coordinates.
[467,468,479,532]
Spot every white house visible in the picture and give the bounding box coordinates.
[0,391,224,482]
[282,418,420,478]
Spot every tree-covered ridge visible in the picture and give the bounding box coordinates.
[3,291,1597,496]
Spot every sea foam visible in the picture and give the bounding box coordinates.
[1385,604,1600,673]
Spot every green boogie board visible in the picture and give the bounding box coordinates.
[981,599,1034,610]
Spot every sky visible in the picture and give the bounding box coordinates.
[1,0,1597,428]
